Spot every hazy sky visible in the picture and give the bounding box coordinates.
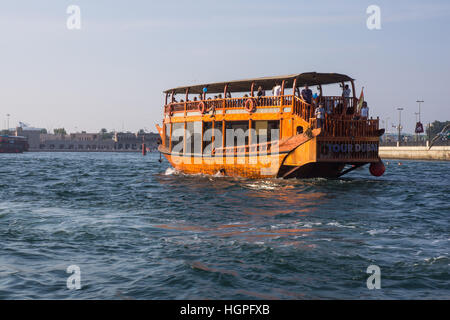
[1,0,449,133]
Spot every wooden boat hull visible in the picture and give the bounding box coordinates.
[161,151,288,178]
[158,131,377,179]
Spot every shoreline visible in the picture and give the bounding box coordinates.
[379,146,450,161]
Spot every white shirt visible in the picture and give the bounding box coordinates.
[343,88,351,98]
[361,106,369,118]
[273,85,281,96]
[315,106,325,119]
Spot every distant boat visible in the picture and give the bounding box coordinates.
[156,72,385,178]
[0,135,29,153]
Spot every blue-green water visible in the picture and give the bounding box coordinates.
[0,152,448,299]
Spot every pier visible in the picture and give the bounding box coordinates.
[379,145,450,161]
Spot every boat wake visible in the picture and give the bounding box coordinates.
[164,167,178,175]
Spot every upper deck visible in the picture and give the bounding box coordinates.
[163,94,379,139]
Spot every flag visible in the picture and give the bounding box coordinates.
[356,87,364,113]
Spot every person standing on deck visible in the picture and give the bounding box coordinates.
[342,84,351,99]
[301,84,313,104]
[315,104,325,128]
[342,84,352,113]
[272,83,281,96]
[272,82,282,106]
[360,101,369,120]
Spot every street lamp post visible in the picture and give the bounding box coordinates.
[397,108,404,146]
[416,100,424,122]
[414,112,420,141]
[386,117,390,134]
[6,114,10,133]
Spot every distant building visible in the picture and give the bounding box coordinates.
[14,126,160,152]
[15,127,41,149]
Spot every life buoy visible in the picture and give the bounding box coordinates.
[244,98,256,113]
[198,101,206,114]
[369,160,385,177]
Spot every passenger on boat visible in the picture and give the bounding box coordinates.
[257,86,265,97]
[273,82,281,96]
[342,84,352,113]
[198,94,203,100]
[218,94,222,99]
[342,84,351,98]
[301,84,312,104]
[193,97,198,101]
[315,104,325,128]
[360,101,369,119]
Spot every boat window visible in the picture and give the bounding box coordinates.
[225,121,249,147]
[186,121,202,155]
[171,122,184,155]
[252,120,268,144]
[268,120,280,142]
[251,120,278,143]
[164,123,170,147]
[203,121,213,154]
[213,121,223,150]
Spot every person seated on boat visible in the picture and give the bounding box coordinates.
[214,95,218,100]
[257,86,265,97]
[180,99,184,103]
[218,94,222,99]
[272,82,281,96]
[360,101,369,120]
[193,97,198,101]
[301,84,313,104]
[244,94,249,98]
[315,103,325,128]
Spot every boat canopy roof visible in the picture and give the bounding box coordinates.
[164,72,354,94]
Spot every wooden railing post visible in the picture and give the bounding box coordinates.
[184,88,189,116]
[223,84,228,111]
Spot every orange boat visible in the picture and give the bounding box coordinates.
[156,72,385,178]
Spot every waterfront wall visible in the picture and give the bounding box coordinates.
[379,146,450,161]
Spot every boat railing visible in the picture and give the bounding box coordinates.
[318,96,358,115]
[310,118,379,137]
[212,139,278,156]
[166,96,287,114]
[292,95,315,121]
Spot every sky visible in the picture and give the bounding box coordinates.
[1,0,449,134]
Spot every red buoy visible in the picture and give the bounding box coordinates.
[142,143,147,156]
[369,160,385,177]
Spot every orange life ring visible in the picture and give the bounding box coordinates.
[244,98,256,113]
[198,101,206,114]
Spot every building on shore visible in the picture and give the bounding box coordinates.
[14,126,160,152]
